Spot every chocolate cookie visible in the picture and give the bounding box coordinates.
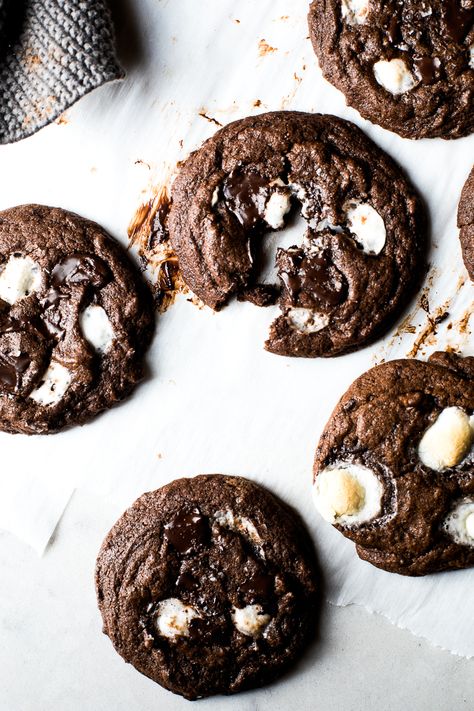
[96,475,319,699]
[0,204,154,434]
[309,0,474,140]
[169,111,426,358]
[458,165,474,279]
[313,352,474,576]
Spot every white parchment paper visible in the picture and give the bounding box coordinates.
[0,0,473,659]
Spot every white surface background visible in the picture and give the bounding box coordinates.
[0,0,473,708]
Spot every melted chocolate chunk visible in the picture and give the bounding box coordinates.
[415,57,437,84]
[239,571,274,602]
[148,195,172,251]
[164,508,209,554]
[176,571,198,591]
[305,254,347,306]
[158,259,179,292]
[223,172,269,229]
[0,352,30,391]
[445,0,474,42]
[386,16,400,44]
[51,254,110,290]
[39,289,66,340]
[278,248,347,307]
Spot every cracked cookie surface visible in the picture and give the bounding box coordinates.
[309,0,474,139]
[169,111,426,358]
[96,474,319,700]
[313,352,474,575]
[0,204,154,434]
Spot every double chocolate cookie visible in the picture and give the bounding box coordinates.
[0,205,154,434]
[169,111,426,357]
[309,1,474,139]
[313,352,474,576]
[96,475,319,699]
[458,165,474,279]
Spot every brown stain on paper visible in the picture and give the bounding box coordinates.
[374,268,472,364]
[258,39,277,56]
[405,300,451,358]
[198,112,223,127]
[128,186,189,312]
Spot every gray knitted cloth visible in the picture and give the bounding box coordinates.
[0,0,123,144]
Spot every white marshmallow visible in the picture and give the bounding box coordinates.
[231,605,271,637]
[344,200,386,255]
[469,46,474,70]
[373,58,418,94]
[213,510,262,548]
[0,255,41,305]
[29,362,72,406]
[286,308,329,334]
[211,186,219,206]
[418,407,473,471]
[313,463,383,525]
[443,501,474,547]
[341,0,369,25]
[154,598,201,639]
[290,184,312,219]
[79,305,115,354]
[264,191,292,230]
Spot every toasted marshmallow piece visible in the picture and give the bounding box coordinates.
[29,362,72,406]
[373,59,418,94]
[418,407,473,471]
[286,308,329,334]
[231,605,271,637]
[344,200,386,255]
[443,501,474,547]
[341,0,369,25]
[0,255,41,304]
[79,305,115,354]
[313,463,383,525]
[264,191,292,230]
[155,598,201,639]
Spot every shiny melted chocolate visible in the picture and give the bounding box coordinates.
[39,253,110,341]
[279,247,347,307]
[0,352,30,391]
[142,507,283,653]
[223,172,269,229]
[164,508,209,554]
[0,252,112,399]
[51,254,110,290]
[239,571,274,602]
[415,57,437,84]
[148,196,172,251]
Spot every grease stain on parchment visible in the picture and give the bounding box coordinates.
[198,111,223,127]
[128,184,189,312]
[258,39,277,56]
[373,269,473,364]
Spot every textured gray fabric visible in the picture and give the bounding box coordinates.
[0,0,123,144]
